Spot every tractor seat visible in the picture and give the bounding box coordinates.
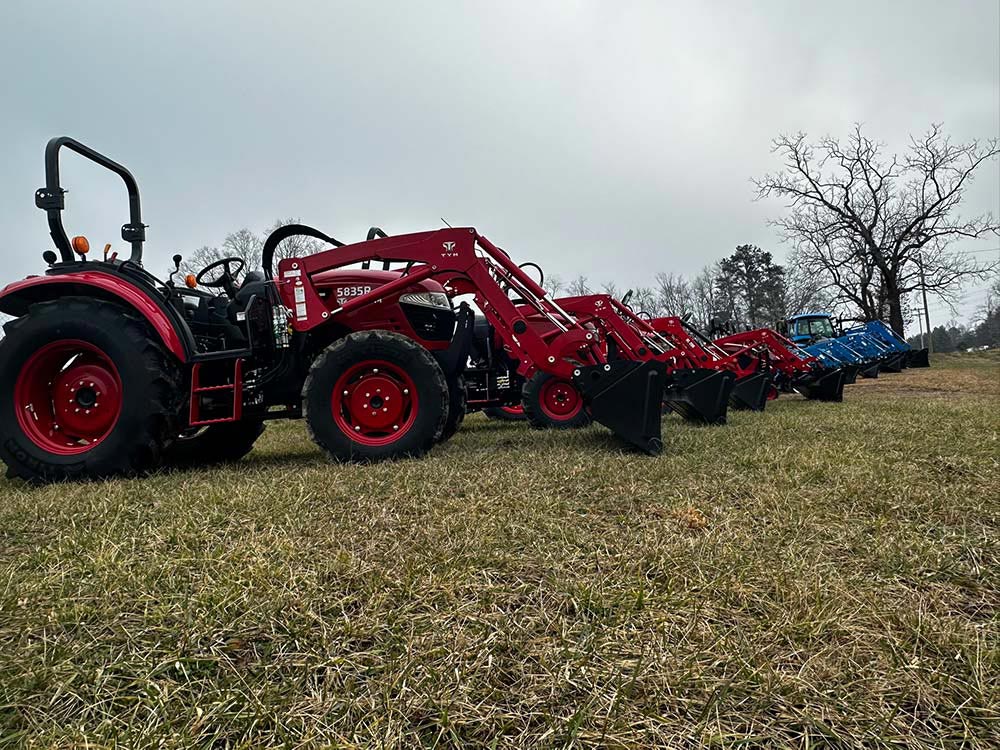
[234,270,267,307]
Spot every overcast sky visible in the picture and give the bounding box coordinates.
[2,1,998,325]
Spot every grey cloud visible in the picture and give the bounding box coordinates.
[1,0,997,320]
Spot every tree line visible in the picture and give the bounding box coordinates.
[543,242,820,332]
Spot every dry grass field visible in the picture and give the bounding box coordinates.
[1,353,997,748]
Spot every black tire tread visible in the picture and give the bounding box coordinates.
[521,371,592,430]
[303,330,448,462]
[0,297,181,482]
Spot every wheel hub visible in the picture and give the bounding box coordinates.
[14,340,123,455]
[541,379,582,418]
[345,373,408,431]
[332,360,419,446]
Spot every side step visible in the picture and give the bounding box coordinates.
[189,358,244,426]
[573,360,665,455]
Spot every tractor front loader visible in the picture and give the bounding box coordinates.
[714,328,847,402]
[0,137,666,483]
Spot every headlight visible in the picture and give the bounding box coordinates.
[399,291,451,309]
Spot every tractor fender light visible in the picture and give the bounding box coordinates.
[71,236,90,255]
[184,274,198,289]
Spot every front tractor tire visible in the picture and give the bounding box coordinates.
[439,374,466,443]
[0,298,180,483]
[522,372,592,430]
[303,331,448,462]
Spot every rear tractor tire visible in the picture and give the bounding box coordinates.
[303,330,448,462]
[521,372,592,430]
[0,298,180,483]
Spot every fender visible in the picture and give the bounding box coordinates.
[0,271,188,361]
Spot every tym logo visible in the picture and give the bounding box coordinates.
[442,241,458,257]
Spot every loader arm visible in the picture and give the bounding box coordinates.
[275,227,666,453]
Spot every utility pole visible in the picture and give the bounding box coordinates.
[918,254,932,354]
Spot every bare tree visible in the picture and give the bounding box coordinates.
[688,266,718,330]
[755,124,999,333]
[783,246,836,316]
[544,274,565,296]
[631,287,658,317]
[654,272,692,316]
[180,218,325,277]
[566,275,591,296]
[600,281,619,298]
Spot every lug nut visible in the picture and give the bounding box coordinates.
[354,426,361,431]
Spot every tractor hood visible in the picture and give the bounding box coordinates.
[312,268,449,307]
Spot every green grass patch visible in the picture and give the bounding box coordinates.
[1,356,998,748]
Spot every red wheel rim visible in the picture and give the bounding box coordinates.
[500,404,523,416]
[14,339,123,455]
[538,378,583,421]
[331,360,418,446]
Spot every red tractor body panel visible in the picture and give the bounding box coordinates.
[0,271,187,361]
[311,268,455,351]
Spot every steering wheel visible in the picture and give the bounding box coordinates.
[196,257,245,295]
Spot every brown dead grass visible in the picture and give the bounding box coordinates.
[0,353,997,748]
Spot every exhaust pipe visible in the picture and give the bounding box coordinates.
[573,360,666,455]
[729,371,772,412]
[663,368,736,425]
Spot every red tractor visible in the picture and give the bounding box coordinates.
[0,137,666,482]
[465,290,772,429]
[713,328,846,402]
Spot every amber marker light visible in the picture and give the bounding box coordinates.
[71,236,90,255]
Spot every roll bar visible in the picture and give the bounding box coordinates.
[35,137,146,264]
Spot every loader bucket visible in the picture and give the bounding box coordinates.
[573,360,666,455]
[796,368,846,402]
[860,363,881,379]
[663,368,736,425]
[880,354,905,373]
[729,371,772,412]
[907,348,930,368]
[841,364,859,385]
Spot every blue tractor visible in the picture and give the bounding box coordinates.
[785,313,929,374]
